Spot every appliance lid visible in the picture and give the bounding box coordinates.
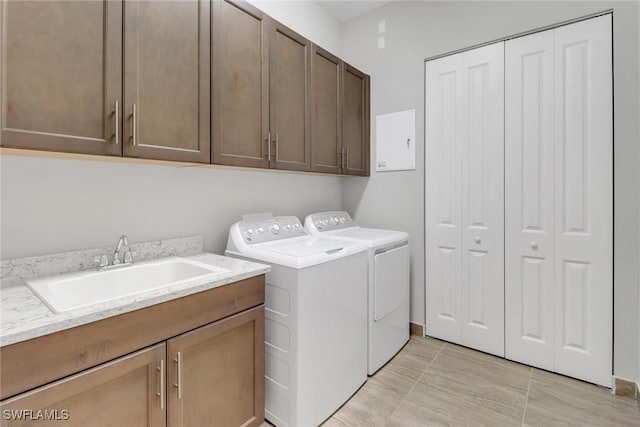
[257,236,349,257]
[323,227,409,247]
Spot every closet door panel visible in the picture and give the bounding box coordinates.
[460,43,504,357]
[505,30,555,369]
[425,54,463,344]
[553,15,612,387]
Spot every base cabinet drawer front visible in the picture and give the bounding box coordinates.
[0,344,166,427]
[167,305,265,427]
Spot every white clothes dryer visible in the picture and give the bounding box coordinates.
[226,216,368,427]
[305,211,410,375]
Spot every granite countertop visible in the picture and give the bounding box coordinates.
[0,253,270,347]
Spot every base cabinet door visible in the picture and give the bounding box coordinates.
[0,0,122,156]
[167,305,265,427]
[0,344,166,427]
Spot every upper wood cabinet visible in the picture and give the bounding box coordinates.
[1,344,166,427]
[1,0,370,174]
[212,1,312,172]
[268,20,311,172]
[342,63,370,176]
[310,46,371,176]
[123,0,210,163]
[212,0,270,168]
[310,45,342,174]
[0,1,122,156]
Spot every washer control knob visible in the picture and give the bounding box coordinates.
[245,228,254,236]
[294,223,300,228]
[271,224,281,234]
[339,217,346,223]
[285,224,292,230]
[257,227,265,233]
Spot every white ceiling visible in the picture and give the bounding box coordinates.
[317,0,394,23]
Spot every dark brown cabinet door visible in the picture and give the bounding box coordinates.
[0,1,122,156]
[212,0,269,168]
[342,63,370,176]
[167,305,265,427]
[269,20,311,171]
[123,0,210,163]
[310,44,342,174]
[0,344,166,427]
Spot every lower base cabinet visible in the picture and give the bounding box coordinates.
[168,306,265,427]
[0,306,264,427]
[1,344,166,427]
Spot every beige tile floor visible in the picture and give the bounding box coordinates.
[314,336,640,427]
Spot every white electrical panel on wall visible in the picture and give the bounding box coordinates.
[375,109,416,172]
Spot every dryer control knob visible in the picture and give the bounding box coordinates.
[271,224,281,234]
[257,227,265,233]
[285,224,292,230]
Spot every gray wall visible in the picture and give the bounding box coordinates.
[0,156,344,258]
[340,1,640,381]
[247,0,342,57]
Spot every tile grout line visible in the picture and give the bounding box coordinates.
[391,341,448,413]
[521,368,533,427]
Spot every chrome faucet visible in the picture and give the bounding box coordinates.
[94,235,135,270]
[112,235,133,265]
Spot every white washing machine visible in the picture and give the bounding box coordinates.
[226,216,368,427]
[305,211,410,375]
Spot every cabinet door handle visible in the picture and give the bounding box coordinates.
[157,359,164,410]
[274,133,279,162]
[337,149,343,169]
[530,241,539,250]
[173,352,182,399]
[345,147,349,169]
[130,104,137,146]
[113,100,119,145]
[265,132,271,160]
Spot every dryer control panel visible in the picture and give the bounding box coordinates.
[238,216,307,244]
[308,211,357,232]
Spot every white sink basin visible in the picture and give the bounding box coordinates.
[26,257,229,314]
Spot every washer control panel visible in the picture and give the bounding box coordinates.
[239,216,306,244]
[308,211,356,232]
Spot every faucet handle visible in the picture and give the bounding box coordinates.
[123,251,135,264]
[94,254,109,268]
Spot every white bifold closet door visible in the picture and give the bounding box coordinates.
[425,42,504,357]
[505,15,612,386]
